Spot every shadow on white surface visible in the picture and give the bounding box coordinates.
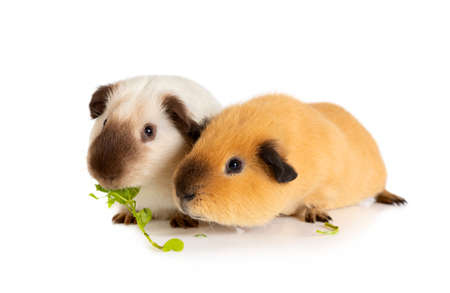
[114,199,407,254]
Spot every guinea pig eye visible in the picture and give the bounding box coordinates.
[103,119,108,127]
[141,123,157,142]
[144,126,153,136]
[226,157,243,175]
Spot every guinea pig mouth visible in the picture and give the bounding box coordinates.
[178,200,190,215]
[87,163,123,190]
[91,173,133,191]
[190,215,208,222]
[183,211,207,222]
[176,199,205,221]
[95,179,122,191]
[96,179,141,192]
[176,199,211,223]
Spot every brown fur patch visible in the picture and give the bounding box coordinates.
[89,84,115,119]
[162,95,200,145]
[88,121,139,185]
[175,158,209,200]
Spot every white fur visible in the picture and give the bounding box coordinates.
[88,75,221,219]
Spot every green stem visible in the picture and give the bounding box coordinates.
[324,222,339,230]
[143,231,163,249]
[125,201,164,250]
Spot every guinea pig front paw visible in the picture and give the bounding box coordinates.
[295,205,332,224]
[170,213,199,229]
[112,211,137,225]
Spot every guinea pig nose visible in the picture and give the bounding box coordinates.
[106,175,117,181]
[177,189,196,201]
[183,193,196,201]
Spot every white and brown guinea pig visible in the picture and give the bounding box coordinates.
[87,75,221,227]
[173,94,407,227]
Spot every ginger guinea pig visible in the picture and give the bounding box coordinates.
[173,94,406,227]
[87,75,221,227]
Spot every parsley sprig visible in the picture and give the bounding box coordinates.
[90,184,184,252]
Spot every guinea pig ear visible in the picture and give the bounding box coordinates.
[89,84,114,119]
[187,117,210,144]
[163,95,209,145]
[257,140,298,183]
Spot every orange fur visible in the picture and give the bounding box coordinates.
[173,94,388,227]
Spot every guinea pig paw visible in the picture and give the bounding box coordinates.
[112,211,137,225]
[375,190,407,206]
[296,206,332,223]
[170,213,199,229]
[315,211,333,223]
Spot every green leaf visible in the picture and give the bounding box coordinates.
[95,184,108,193]
[127,187,141,199]
[120,188,132,200]
[194,233,207,238]
[136,208,152,229]
[93,185,140,200]
[316,222,339,235]
[89,193,99,200]
[162,238,184,252]
[316,230,338,235]
[109,191,127,204]
[107,196,116,208]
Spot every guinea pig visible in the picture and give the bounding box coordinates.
[173,94,406,227]
[87,75,221,228]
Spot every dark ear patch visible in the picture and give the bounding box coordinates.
[258,140,298,183]
[163,95,205,145]
[90,84,114,119]
[187,118,210,144]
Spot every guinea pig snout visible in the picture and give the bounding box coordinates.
[88,122,138,185]
[176,189,197,202]
[175,159,209,203]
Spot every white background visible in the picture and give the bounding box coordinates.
[1,1,449,292]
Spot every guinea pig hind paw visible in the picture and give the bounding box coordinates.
[170,213,199,229]
[375,190,407,206]
[112,211,137,225]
